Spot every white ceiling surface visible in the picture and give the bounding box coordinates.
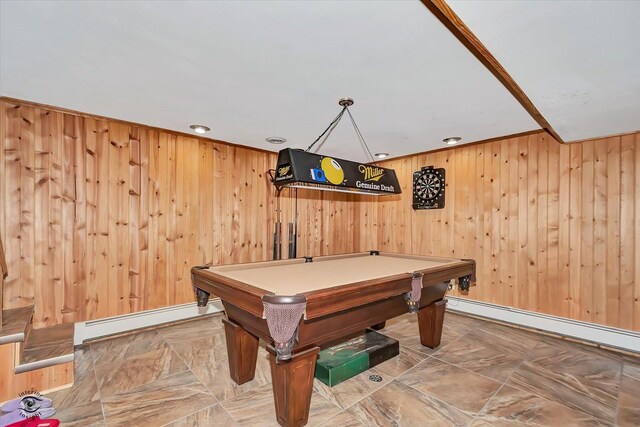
[0,1,538,162]
[449,0,640,143]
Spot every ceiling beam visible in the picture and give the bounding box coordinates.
[421,0,564,144]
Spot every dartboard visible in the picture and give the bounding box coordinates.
[412,166,445,209]
[415,172,441,200]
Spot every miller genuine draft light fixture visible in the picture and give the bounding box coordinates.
[272,98,401,196]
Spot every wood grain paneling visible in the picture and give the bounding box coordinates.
[0,100,293,327]
[373,131,640,331]
[2,98,638,333]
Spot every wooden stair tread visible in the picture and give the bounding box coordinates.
[0,306,33,344]
[20,323,74,365]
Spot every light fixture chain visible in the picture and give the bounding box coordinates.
[305,106,347,153]
[345,108,376,164]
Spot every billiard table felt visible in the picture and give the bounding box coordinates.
[207,254,459,296]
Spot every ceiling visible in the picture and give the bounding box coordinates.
[449,0,640,142]
[0,0,538,162]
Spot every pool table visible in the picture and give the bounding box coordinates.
[191,251,475,427]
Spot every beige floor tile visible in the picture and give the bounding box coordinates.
[90,330,166,366]
[398,358,502,414]
[102,370,216,426]
[94,342,188,397]
[165,403,237,427]
[312,367,391,410]
[507,359,618,424]
[51,399,105,427]
[478,384,609,426]
[222,382,340,427]
[443,311,484,335]
[54,314,636,427]
[221,383,279,427]
[617,364,640,427]
[47,346,100,407]
[318,411,366,427]
[169,333,227,368]
[472,320,540,347]
[527,338,623,372]
[467,419,495,427]
[432,332,525,382]
[158,315,225,344]
[315,410,366,427]
[192,346,271,402]
[347,380,472,426]
[374,347,427,378]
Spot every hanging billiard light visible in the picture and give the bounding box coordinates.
[271,98,401,196]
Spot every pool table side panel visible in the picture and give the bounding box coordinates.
[192,269,268,317]
[299,282,449,347]
[223,282,449,349]
[304,260,475,319]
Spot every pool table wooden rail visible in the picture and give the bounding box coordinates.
[191,254,475,320]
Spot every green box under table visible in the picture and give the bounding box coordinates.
[314,330,399,387]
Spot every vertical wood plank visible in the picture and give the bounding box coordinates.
[33,108,50,325]
[129,128,142,312]
[61,114,80,322]
[20,105,36,308]
[546,136,560,316]
[568,142,582,321]
[605,138,620,327]
[507,139,519,308]
[84,118,98,321]
[138,128,150,310]
[580,140,595,322]
[619,135,635,330]
[536,134,549,313]
[94,119,110,320]
[5,102,24,309]
[557,143,571,318]
[517,137,529,310]
[47,111,64,324]
[593,139,607,325]
[526,134,539,312]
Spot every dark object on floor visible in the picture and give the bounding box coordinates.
[315,329,399,387]
[369,374,383,382]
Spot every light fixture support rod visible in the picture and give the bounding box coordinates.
[305,98,377,164]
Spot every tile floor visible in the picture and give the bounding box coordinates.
[46,312,640,426]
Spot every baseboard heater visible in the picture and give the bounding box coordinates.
[73,299,224,346]
[446,296,640,354]
[73,296,640,354]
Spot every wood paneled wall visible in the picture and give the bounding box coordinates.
[3,98,638,333]
[0,100,276,327]
[369,131,640,331]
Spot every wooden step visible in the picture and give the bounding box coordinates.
[0,307,74,403]
[16,323,74,374]
[0,306,33,345]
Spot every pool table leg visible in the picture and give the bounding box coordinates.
[223,318,259,384]
[267,345,320,427]
[417,299,446,348]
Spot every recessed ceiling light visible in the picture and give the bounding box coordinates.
[375,152,389,159]
[190,125,210,135]
[266,136,287,144]
[443,136,462,145]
